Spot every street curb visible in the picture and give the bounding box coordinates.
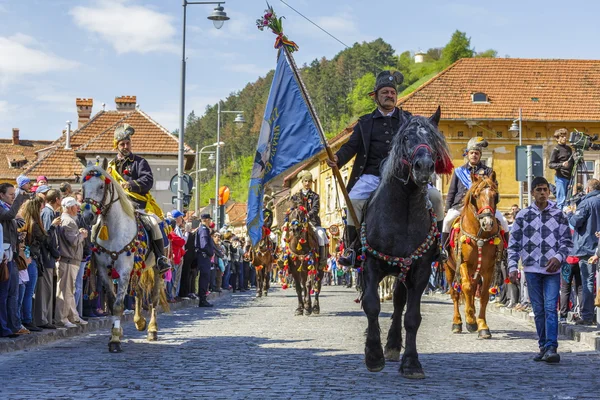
[0,290,231,355]
[430,293,600,351]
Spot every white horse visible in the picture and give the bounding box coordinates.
[81,163,167,353]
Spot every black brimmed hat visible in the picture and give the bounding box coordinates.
[369,70,404,96]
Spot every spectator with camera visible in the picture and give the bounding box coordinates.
[549,128,574,210]
[567,178,600,326]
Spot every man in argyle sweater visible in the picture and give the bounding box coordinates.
[508,176,573,364]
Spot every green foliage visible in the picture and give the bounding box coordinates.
[184,33,495,208]
[476,49,498,58]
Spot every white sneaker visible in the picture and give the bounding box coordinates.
[75,319,88,325]
[124,309,134,315]
[63,322,77,328]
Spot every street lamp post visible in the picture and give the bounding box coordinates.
[191,142,222,215]
[214,101,245,228]
[509,108,524,208]
[177,0,229,211]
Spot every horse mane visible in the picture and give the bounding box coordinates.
[82,165,136,219]
[462,175,498,209]
[381,115,452,183]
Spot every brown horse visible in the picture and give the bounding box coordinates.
[251,228,274,297]
[282,205,322,316]
[445,172,504,339]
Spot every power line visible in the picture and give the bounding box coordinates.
[279,0,350,49]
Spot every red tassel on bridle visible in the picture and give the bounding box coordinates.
[435,152,454,175]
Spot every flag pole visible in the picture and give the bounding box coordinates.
[281,47,359,227]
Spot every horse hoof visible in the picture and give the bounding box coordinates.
[147,331,158,341]
[466,323,478,333]
[478,329,492,339]
[312,306,320,315]
[263,291,268,297]
[294,308,303,316]
[256,292,262,298]
[365,348,385,372]
[384,348,400,362]
[135,319,147,332]
[304,308,312,316]
[400,367,425,379]
[108,342,122,353]
[452,324,463,334]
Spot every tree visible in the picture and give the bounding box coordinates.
[476,49,498,58]
[347,72,376,117]
[441,30,474,67]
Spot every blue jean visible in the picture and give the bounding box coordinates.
[18,283,25,321]
[7,261,21,332]
[75,261,86,316]
[578,259,597,321]
[525,272,561,349]
[249,266,256,287]
[0,265,12,336]
[222,262,231,289]
[22,260,38,324]
[555,176,569,210]
[237,262,244,290]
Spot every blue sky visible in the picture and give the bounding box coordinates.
[0,0,598,141]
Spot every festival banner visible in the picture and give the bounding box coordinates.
[246,49,324,246]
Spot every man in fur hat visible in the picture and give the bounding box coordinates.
[326,70,444,267]
[106,123,171,273]
[440,136,509,260]
[290,170,329,266]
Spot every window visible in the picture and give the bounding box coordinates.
[472,92,489,103]
[496,131,503,138]
[535,132,542,138]
[476,131,483,137]
[457,131,464,137]
[577,160,595,188]
[325,177,334,213]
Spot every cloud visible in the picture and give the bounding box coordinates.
[225,63,270,76]
[69,1,177,54]
[0,34,79,85]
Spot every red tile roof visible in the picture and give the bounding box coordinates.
[0,139,54,180]
[226,202,247,226]
[26,108,193,180]
[398,58,600,121]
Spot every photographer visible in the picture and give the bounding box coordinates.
[548,128,573,210]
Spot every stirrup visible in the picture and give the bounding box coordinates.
[338,249,356,267]
[157,256,171,274]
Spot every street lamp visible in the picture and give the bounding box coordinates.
[215,102,244,228]
[177,0,229,212]
[509,108,524,208]
[192,141,224,215]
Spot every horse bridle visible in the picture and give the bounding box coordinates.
[82,171,120,219]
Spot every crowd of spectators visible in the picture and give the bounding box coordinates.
[0,174,260,339]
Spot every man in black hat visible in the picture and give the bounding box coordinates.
[326,70,444,266]
[195,213,222,307]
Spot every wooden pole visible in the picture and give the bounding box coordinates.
[282,47,359,226]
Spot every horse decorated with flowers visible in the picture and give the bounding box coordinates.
[81,162,168,353]
[445,172,506,339]
[281,204,323,316]
[251,227,275,298]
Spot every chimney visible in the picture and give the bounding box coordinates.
[76,98,93,128]
[65,121,72,150]
[12,128,19,146]
[115,96,137,112]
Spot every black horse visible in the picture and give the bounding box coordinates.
[361,107,452,378]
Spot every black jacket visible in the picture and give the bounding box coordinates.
[290,189,321,226]
[548,144,573,179]
[446,162,494,210]
[335,107,412,193]
[110,153,154,208]
[0,192,25,257]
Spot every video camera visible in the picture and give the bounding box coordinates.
[569,130,600,151]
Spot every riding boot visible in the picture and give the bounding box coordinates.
[338,225,358,267]
[318,245,327,268]
[153,239,171,274]
[440,231,449,262]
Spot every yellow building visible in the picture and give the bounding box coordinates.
[283,58,600,243]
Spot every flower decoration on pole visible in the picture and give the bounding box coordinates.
[256,3,299,53]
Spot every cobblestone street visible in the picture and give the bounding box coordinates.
[1,285,599,399]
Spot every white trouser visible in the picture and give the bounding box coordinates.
[316,227,329,246]
[442,207,509,233]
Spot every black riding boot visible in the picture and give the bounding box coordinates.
[153,239,171,274]
[318,245,328,268]
[440,230,449,263]
[338,225,358,267]
[198,294,213,307]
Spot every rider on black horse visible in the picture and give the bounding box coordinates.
[289,171,329,268]
[106,123,171,274]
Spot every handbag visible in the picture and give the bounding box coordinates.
[0,260,8,282]
[16,256,28,271]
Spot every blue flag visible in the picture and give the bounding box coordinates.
[246,50,324,246]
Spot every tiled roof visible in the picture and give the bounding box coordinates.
[26,109,193,179]
[398,58,600,121]
[226,202,247,226]
[0,139,54,179]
